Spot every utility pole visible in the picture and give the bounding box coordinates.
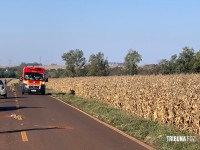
[9,59,12,67]
[39,57,42,66]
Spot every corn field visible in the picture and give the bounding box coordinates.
[46,74,200,135]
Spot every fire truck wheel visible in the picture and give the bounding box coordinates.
[4,94,7,99]
[41,90,45,95]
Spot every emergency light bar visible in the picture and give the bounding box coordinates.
[28,67,42,71]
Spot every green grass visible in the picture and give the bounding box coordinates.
[47,89,200,150]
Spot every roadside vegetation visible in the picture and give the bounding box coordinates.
[47,89,200,150]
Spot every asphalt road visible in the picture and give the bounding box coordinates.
[0,87,152,150]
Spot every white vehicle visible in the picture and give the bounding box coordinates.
[0,79,7,99]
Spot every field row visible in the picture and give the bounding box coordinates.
[46,75,200,135]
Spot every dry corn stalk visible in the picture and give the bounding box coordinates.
[47,74,200,135]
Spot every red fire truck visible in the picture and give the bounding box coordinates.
[20,66,48,95]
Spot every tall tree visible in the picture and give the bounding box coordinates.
[158,59,171,74]
[169,54,177,74]
[124,49,142,75]
[62,49,86,77]
[192,50,200,72]
[87,52,109,76]
[176,47,195,73]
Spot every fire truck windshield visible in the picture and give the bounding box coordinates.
[24,73,44,81]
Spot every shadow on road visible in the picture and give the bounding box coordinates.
[0,99,28,103]
[0,125,74,134]
[46,93,52,95]
[6,96,27,99]
[0,106,45,112]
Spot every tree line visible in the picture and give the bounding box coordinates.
[60,46,200,77]
[1,46,200,78]
[156,47,200,74]
[60,49,142,77]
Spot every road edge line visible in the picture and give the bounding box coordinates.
[50,95,155,150]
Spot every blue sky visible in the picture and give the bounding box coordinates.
[0,0,200,66]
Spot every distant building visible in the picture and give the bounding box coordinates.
[108,62,124,68]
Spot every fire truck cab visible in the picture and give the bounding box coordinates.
[21,66,48,95]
